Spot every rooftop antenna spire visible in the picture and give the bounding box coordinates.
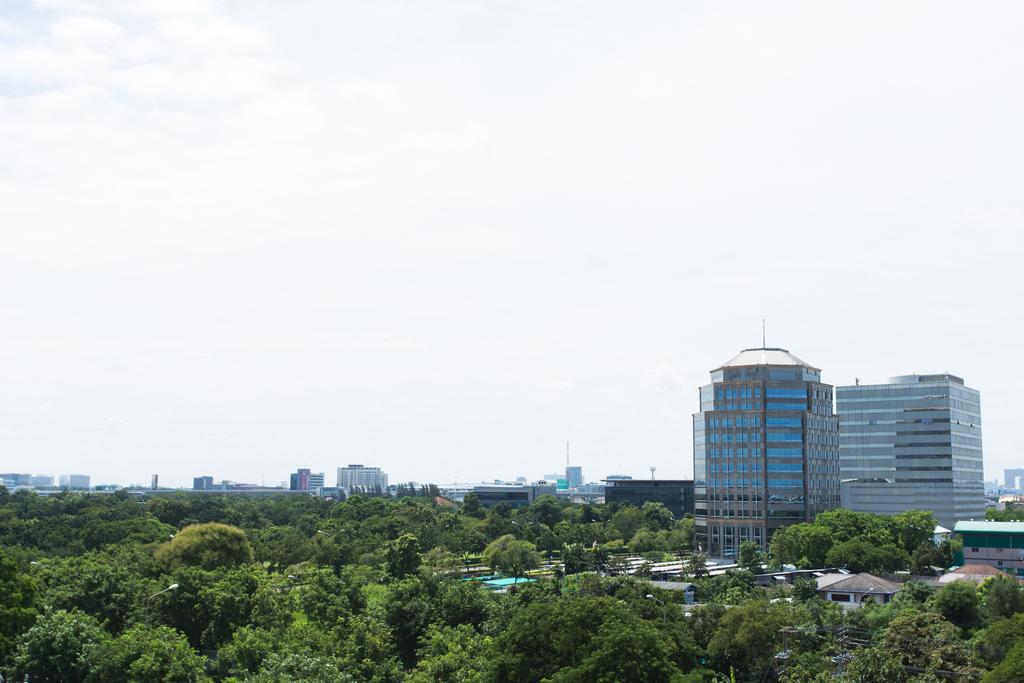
[762,318,766,349]
[650,466,656,480]
[566,440,570,467]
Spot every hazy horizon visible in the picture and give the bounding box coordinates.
[2,1,1022,488]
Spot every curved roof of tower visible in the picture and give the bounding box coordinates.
[714,347,819,371]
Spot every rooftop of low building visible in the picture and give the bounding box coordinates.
[954,520,1024,534]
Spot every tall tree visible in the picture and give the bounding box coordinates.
[880,610,980,678]
[0,550,39,667]
[483,535,541,580]
[384,533,421,580]
[979,574,1024,622]
[706,601,810,680]
[738,539,765,573]
[888,510,938,554]
[155,523,254,570]
[930,581,980,630]
[13,610,109,683]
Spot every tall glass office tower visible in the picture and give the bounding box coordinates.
[693,348,840,557]
[836,374,984,529]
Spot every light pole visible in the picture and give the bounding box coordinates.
[146,583,178,625]
[149,583,179,600]
[645,593,678,621]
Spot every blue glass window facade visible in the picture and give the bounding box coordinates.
[693,348,841,557]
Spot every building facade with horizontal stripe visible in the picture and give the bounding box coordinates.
[837,374,984,529]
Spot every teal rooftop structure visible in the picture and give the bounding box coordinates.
[953,520,1024,577]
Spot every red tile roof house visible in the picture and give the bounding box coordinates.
[934,564,1024,585]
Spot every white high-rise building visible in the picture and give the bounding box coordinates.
[337,464,388,492]
[59,474,91,489]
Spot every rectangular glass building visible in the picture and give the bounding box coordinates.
[604,479,695,520]
[836,374,984,529]
[693,348,840,557]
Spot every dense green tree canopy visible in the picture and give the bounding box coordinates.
[825,538,910,574]
[13,610,109,683]
[0,487,1011,681]
[0,550,38,664]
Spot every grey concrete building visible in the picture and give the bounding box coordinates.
[837,374,984,529]
[565,465,584,489]
[59,474,90,489]
[0,473,32,487]
[693,348,841,557]
[438,483,557,509]
[193,475,214,490]
[1004,468,1024,490]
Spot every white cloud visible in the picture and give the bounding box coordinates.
[962,205,1024,233]
[652,364,682,394]
[49,14,125,43]
[1,0,1022,486]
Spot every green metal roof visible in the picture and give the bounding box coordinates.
[954,521,1024,534]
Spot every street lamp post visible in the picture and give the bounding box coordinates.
[146,583,179,625]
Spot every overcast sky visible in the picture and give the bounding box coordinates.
[1,0,1022,488]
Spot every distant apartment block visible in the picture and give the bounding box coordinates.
[1005,468,1024,490]
[566,466,584,489]
[0,473,32,487]
[290,469,310,491]
[605,479,694,519]
[289,469,326,491]
[837,374,984,529]
[337,464,388,491]
[59,474,91,489]
[0,473,54,488]
[193,476,215,490]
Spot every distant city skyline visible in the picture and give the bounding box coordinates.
[2,1,1022,486]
